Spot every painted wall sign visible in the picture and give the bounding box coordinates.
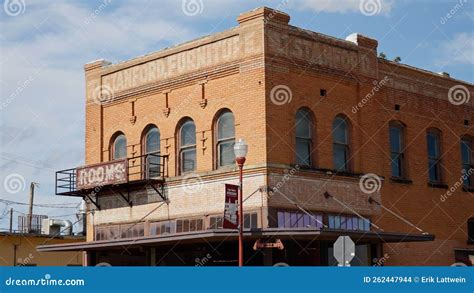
[76,160,128,190]
[102,36,241,93]
[223,184,239,229]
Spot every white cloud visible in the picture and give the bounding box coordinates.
[439,32,474,66]
[298,0,393,15]
[0,0,203,230]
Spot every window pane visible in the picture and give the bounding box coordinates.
[332,117,347,144]
[333,144,348,171]
[284,212,291,228]
[181,121,196,146]
[352,217,358,230]
[315,215,323,228]
[244,214,250,228]
[277,212,284,228]
[190,219,197,231]
[303,215,310,227]
[461,139,472,164]
[183,220,189,232]
[463,165,473,187]
[296,213,304,227]
[391,153,402,177]
[181,148,196,172]
[197,219,203,230]
[346,218,353,230]
[427,133,438,158]
[251,213,257,228]
[340,216,346,230]
[218,112,235,139]
[219,140,235,167]
[296,110,312,138]
[428,159,438,182]
[296,138,311,165]
[113,134,127,159]
[328,216,335,229]
[389,127,401,152]
[290,213,297,227]
[363,219,371,231]
[146,128,160,153]
[147,155,161,177]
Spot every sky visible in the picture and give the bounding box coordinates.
[0,0,473,232]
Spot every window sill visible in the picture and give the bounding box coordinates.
[390,177,413,184]
[298,165,314,170]
[313,168,363,178]
[428,182,448,189]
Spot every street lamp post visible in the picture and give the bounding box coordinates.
[234,138,248,267]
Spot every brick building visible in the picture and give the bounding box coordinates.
[38,7,473,266]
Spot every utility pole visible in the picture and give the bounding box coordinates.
[9,208,13,233]
[27,182,39,233]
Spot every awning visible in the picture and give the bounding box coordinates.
[37,228,435,252]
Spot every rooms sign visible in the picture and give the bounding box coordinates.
[76,160,128,190]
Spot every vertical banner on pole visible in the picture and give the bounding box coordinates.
[223,184,239,229]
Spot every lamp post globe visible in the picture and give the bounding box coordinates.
[234,138,248,167]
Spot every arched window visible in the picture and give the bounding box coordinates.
[427,129,442,183]
[295,108,313,166]
[111,133,127,160]
[216,111,235,167]
[143,126,161,178]
[179,119,196,173]
[389,121,405,178]
[332,116,350,171]
[461,136,473,189]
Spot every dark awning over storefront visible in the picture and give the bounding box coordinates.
[37,228,434,252]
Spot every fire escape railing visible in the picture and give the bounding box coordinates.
[55,153,168,196]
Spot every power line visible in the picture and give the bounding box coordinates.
[0,199,80,209]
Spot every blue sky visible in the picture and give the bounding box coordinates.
[0,0,473,232]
